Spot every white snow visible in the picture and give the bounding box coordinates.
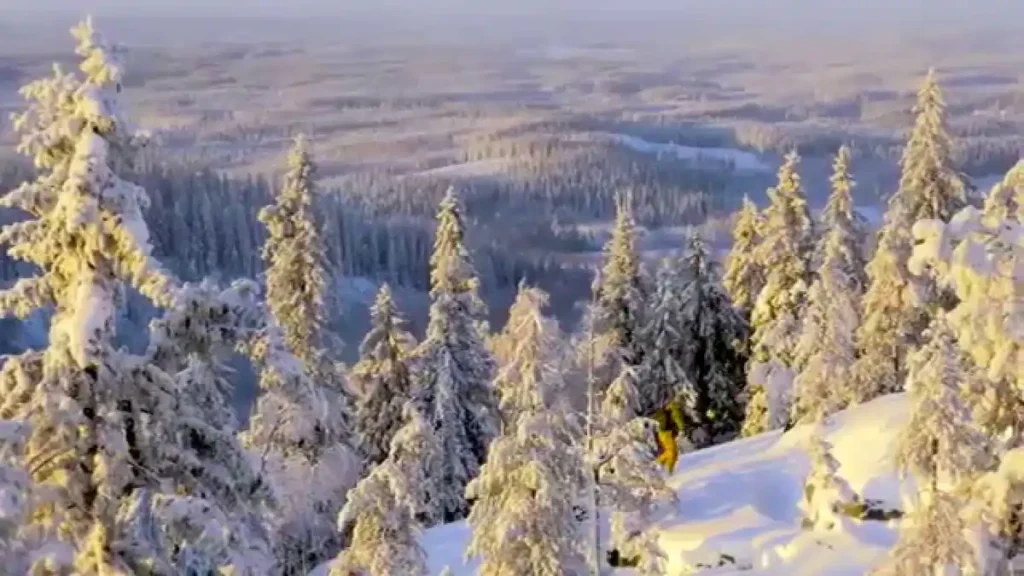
[415,393,912,575]
[603,133,771,173]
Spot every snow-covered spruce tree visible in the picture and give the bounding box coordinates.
[873,489,977,576]
[678,233,749,445]
[386,402,444,528]
[636,257,691,421]
[852,69,968,404]
[490,282,570,429]
[0,19,222,574]
[800,428,855,532]
[875,317,991,575]
[352,283,417,466]
[592,193,647,386]
[790,155,866,424]
[722,195,765,316]
[465,292,589,575]
[330,463,428,576]
[259,135,330,371]
[817,145,867,292]
[742,151,813,436]
[895,316,992,490]
[593,366,674,573]
[413,187,497,522]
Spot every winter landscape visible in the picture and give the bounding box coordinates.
[0,1,1021,575]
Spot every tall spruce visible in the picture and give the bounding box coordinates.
[414,188,497,522]
[852,69,967,403]
[592,193,647,384]
[352,284,417,465]
[259,135,330,370]
[637,257,691,420]
[678,234,749,445]
[466,284,588,575]
[722,196,765,316]
[489,282,568,429]
[0,20,277,573]
[790,148,866,424]
[743,151,813,436]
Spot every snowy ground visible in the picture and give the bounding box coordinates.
[418,394,910,575]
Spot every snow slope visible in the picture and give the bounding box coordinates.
[420,393,910,575]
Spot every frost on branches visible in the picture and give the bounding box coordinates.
[853,70,966,404]
[873,489,977,576]
[743,151,813,435]
[414,188,497,522]
[352,283,417,466]
[593,366,674,573]
[259,135,331,371]
[0,18,228,574]
[791,151,865,424]
[0,421,29,571]
[638,256,693,421]
[332,402,438,576]
[592,194,647,384]
[490,283,569,429]
[466,305,588,574]
[723,195,765,316]
[909,172,1023,441]
[800,429,855,532]
[677,234,749,445]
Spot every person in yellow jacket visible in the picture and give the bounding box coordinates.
[652,399,686,474]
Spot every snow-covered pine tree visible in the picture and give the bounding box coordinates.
[386,402,444,528]
[872,489,977,576]
[0,19,208,573]
[592,193,647,386]
[790,151,866,424]
[259,135,330,370]
[874,316,991,575]
[466,285,588,574]
[895,315,991,490]
[678,233,749,445]
[593,366,674,573]
[852,69,967,404]
[800,428,855,531]
[722,195,765,316]
[330,462,428,576]
[489,282,569,429]
[817,145,867,291]
[352,284,417,466]
[912,169,1023,441]
[414,187,497,522]
[637,257,691,421]
[743,151,813,436]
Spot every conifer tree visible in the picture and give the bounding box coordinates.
[678,234,749,445]
[852,69,967,403]
[637,257,691,420]
[466,284,588,574]
[593,366,674,573]
[489,283,568,429]
[414,188,497,522]
[331,458,429,576]
[259,135,330,369]
[818,145,867,291]
[592,193,647,384]
[387,403,444,528]
[743,151,813,435]
[800,429,855,532]
[352,284,417,465]
[723,195,765,316]
[874,317,990,575]
[790,153,865,424]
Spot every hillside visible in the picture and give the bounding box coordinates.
[419,394,911,575]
